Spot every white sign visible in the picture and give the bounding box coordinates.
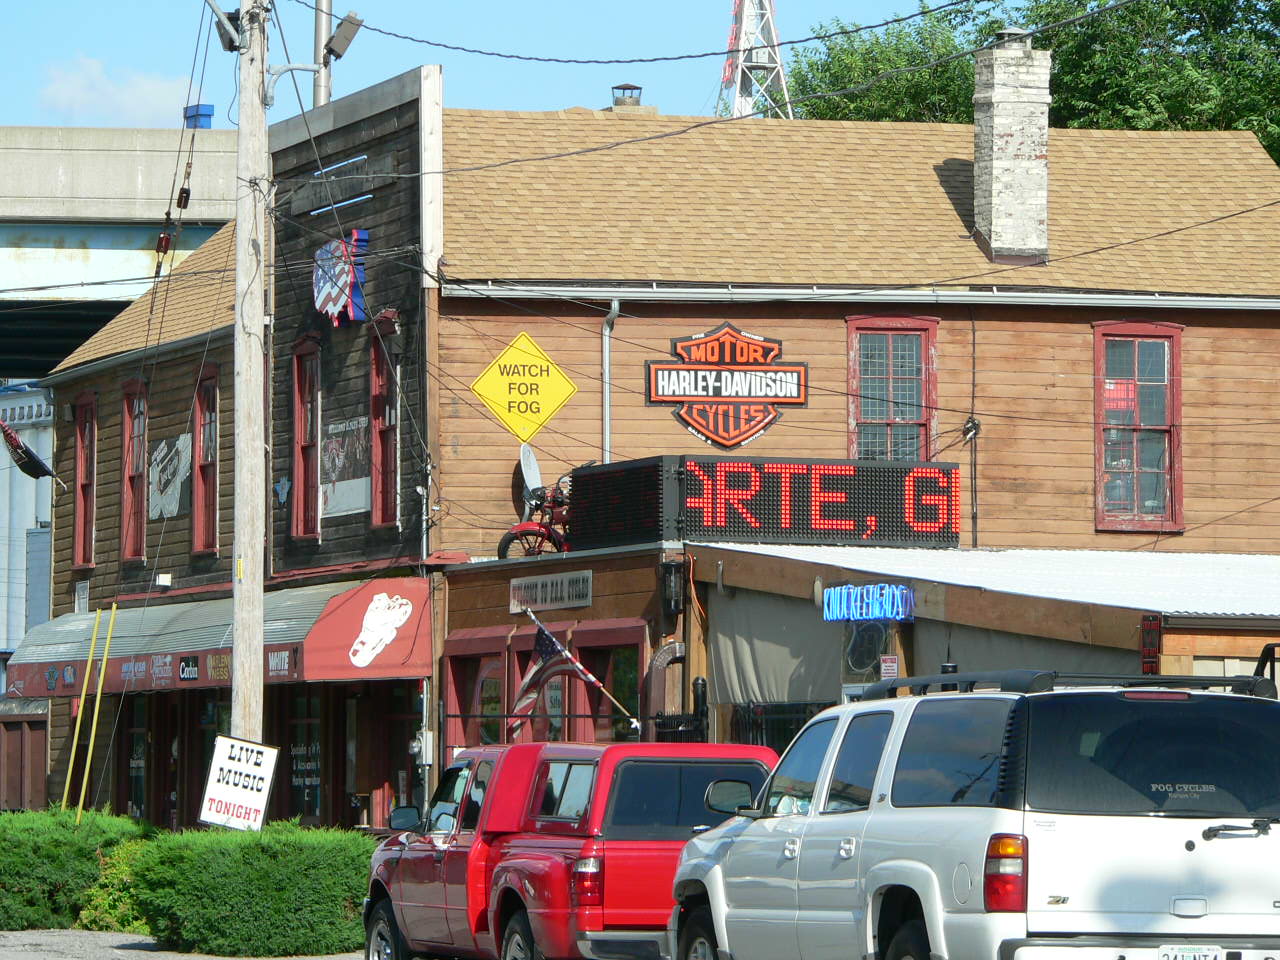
[879,655,900,680]
[199,735,279,831]
[509,570,593,614]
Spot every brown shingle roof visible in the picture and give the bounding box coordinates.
[52,221,235,373]
[442,110,1280,297]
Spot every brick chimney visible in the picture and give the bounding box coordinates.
[972,28,1051,263]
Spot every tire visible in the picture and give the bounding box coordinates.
[885,919,930,960]
[677,906,718,960]
[497,527,564,559]
[365,899,408,960]
[501,909,542,960]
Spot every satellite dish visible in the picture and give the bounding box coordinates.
[519,444,542,494]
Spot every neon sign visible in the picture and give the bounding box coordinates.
[824,584,915,622]
[568,456,960,550]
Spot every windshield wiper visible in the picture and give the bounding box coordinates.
[1202,817,1280,840]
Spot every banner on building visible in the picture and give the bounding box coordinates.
[321,415,371,517]
[149,434,192,519]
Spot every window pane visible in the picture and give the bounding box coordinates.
[604,760,769,840]
[1138,384,1167,426]
[1137,340,1167,382]
[859,334,888,377]
[824,713,894,813]
[1138,471,1168,515]
[765,717,837,816]
[891,334,921,378]
[891,378,921,421]
[892,699,1013,807]
[890,424,920,460]
[1103,473,1134,513]
[556,763,595,820]
[426,764,469,833]
[1137,431,1167,471]
[1105,339,1134,379]
[1104,430,1133,470]
[460,761,493,831]
[858,429,888,460]
[861,378,888,422]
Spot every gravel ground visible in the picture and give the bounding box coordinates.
[0,930,361,960]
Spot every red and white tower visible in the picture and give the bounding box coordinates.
[720,0,793,119]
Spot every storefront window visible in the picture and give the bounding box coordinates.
[587,645,640,742]
[290,691,322,819]
[126,697,147,819]
[474,659,503,745]
[388,682,423,809]
[532,673,567,742]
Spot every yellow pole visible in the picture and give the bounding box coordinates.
[60,608,103,810]
[76,603,117,825]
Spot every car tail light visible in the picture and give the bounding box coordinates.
[571,856,603,907]
[984,834,1027,912]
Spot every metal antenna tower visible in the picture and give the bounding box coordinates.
[720,0,793,119]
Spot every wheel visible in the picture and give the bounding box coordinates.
[884,919,930,960]
[501,909,542,960]
[365,899,407,960]
[497,527,564,559]
[677,906,717,960]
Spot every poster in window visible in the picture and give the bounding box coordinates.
[149,433,192,519]
[321,414,371,517]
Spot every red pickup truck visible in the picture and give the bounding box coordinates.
[363,740,777,960]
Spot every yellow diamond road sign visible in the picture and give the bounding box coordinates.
[470,333,578,442]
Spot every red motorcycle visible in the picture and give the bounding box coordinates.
[497,446,593,559]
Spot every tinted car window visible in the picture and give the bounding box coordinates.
[824,712,894,813]
[766,718,837,816]
[892,698,1012,807]
[1027,693,1280,817]
[538,761,595,820]
[603,760,771,840]
[426,763,470,833]
[460,760,493,831]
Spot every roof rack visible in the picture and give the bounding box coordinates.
[859,669,1278,701]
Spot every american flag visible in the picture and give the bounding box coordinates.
[1,418,54,482]
[507,623,604,737]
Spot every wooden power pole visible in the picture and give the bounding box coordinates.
[231,0,269,743]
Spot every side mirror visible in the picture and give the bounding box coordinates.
[389,805,421,831]
[705,779,754,816]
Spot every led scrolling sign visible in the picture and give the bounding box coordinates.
[569,456,961,550]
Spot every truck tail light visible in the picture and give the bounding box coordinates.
[571,856,603,907]
[984,834,1027,912]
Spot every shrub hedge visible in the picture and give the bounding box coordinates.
[130,820,378,957]
[0,808,149,930]
[76,837,153,935]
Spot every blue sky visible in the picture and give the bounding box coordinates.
[8,0,906,128]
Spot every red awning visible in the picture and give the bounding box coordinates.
[302,577,433,681]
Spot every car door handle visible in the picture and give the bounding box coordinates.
[838,838,856,859]
[783,838,800,859]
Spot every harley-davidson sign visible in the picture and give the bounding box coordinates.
[646,323,808,448]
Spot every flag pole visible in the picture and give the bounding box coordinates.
[522,607,640,732]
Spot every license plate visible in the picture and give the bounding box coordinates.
[1158,947,1220,960]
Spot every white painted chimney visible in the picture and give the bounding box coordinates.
[972,28,1051,262]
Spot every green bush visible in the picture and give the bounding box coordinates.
[0,808,149,930]
[76,838,152,935]
[131,820,378,956]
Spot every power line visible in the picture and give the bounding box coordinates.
[282,0,990,65]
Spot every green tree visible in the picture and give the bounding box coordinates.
[789,0,1280,163]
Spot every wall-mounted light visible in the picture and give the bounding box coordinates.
[660,559,685,618]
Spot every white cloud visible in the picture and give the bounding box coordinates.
[39,56,194,128]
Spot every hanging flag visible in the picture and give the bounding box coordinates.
[507,622,605,736]
[1,418,56,483]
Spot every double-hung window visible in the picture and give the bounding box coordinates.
[121,381,148,561]
[73,393,96,567]
[1094,321,1182,531]
[292,342,321,539]
[847,316,937,460]
[369,333,399,528]
[192,365,219,554]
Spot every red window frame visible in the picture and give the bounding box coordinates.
[292,341,321,539]
[847,315,939,460]
[72,392,97,568]
[369,330,399,528]
[1093,320,1183,532]
[120,380,148,561]
[192,364,219,555]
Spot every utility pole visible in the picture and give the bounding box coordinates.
[231,0,269,743]
[313,0,332,108]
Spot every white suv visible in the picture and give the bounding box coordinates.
[670,668,1280,960]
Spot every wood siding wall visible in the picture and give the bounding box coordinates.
[434,300,1280,556]
[51,343,235,617]
[271,100,426,575]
